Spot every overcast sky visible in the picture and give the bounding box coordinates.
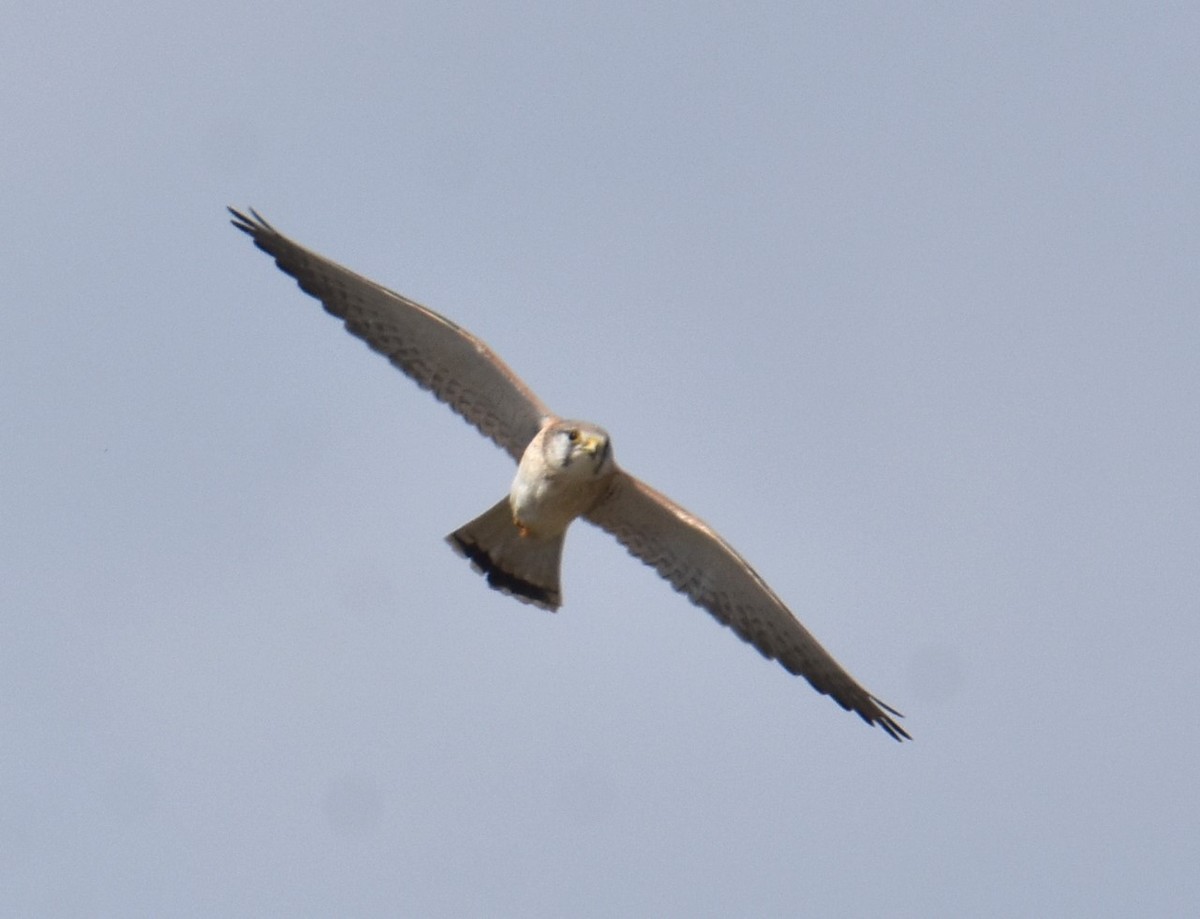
[3,3,1198,916]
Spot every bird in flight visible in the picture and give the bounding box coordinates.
[229,208,909,741]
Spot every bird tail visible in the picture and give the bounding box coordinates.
[446,497,564,610]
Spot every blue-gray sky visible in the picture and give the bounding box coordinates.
[3,3,1198,916]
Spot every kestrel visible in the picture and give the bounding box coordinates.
[230,208,909,741]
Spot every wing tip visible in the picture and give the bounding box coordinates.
[862,697,911,742]
[227,205,274,237]
[803,666,911,741]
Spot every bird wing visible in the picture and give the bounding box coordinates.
[586,470,909,740]
[229,208,550,461]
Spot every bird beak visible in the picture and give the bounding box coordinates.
[580,434,603,456]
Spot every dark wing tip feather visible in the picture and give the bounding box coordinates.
[839,692,909,741]
[228,207,284,263]
[798,665,910,741]
[227,206,272,234]
[865,702,910,742]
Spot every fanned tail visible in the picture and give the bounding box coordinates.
[446,498,565,610]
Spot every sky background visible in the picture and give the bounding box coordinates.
[3,2,1198,916]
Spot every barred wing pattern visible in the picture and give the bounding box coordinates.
[229,209,549,461]
[587,471,909,740]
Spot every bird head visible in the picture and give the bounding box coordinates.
[545,420,613,476]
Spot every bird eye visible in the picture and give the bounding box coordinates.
[567,429,579,443]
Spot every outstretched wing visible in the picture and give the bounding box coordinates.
[229,208,551,461]
[586,471,909,740]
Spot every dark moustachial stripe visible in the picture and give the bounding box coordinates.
[595,438,611,472]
